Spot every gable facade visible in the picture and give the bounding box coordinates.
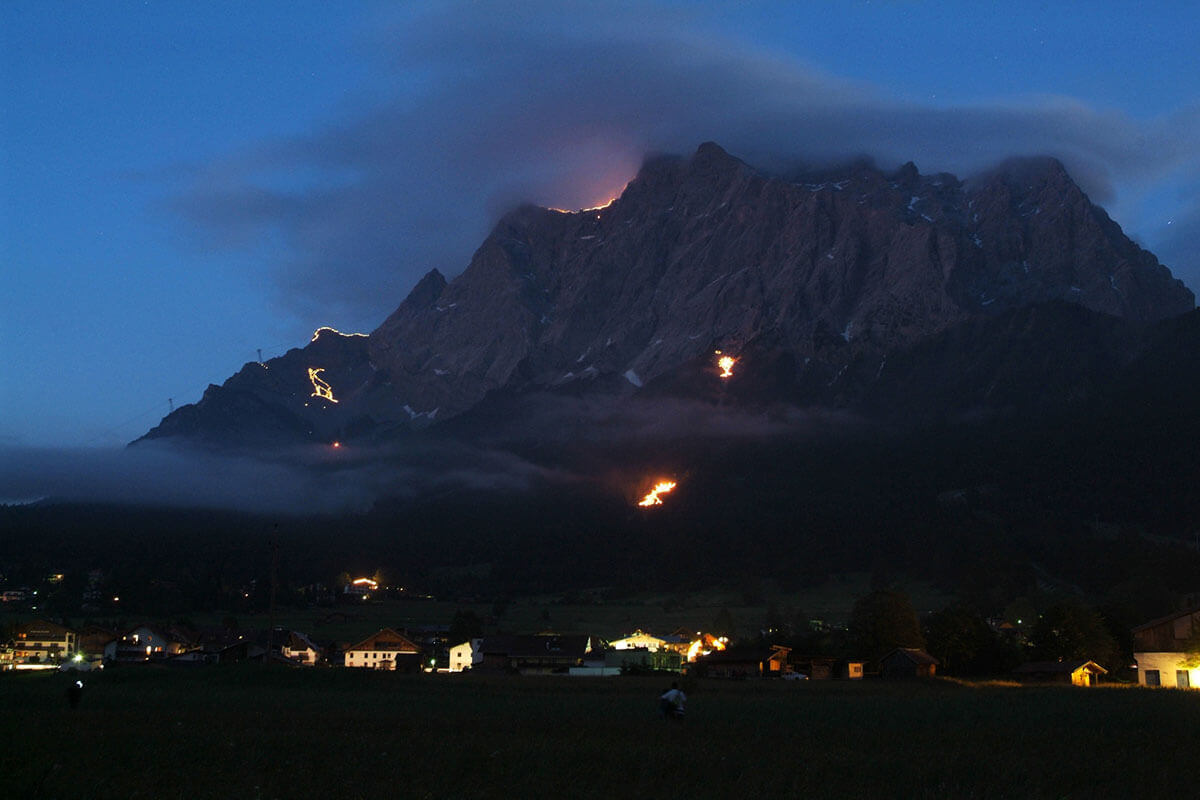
[1133,607,1199,689]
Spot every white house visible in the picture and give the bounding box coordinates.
[12,620,77,665]
[343,628,421,670]
[610,630,666,652]
[1133,606,1200,689]
[105,625,191,662]
[281,631,323,666]
[449,638,483,672]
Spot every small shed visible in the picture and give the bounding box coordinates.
[838,659,866,680]
[1014,660,1107,686]
[880,648,939,679]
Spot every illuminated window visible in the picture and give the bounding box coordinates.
[1145,670,1160,686]
[1177,671,1190,689]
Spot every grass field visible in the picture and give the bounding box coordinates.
[3,667,1196,799]
[171,571,949,643]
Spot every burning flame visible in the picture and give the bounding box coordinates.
[717,355,736,379]
[308,368,338,403]
[638,480,677,507]
[311,326,368,343]
[686,634,728,662]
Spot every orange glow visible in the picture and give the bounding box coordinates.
[311,326,368,343]
[717,354,736,379]
[331,441,341,448]
[308,368,338,403]
[581,196,618,212]
[686,634,728,662]
[638,480,677,507]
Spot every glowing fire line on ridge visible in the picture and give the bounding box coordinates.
[638,480,677,507]
[308,368,338,403]
[311,326,368,343]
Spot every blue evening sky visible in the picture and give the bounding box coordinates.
[4,1,1199,447]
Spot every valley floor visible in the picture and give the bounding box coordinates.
[2,667,1195,799]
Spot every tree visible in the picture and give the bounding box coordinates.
[1029,601,1118,669]
[1183,618,1200,669]
[449,609,484,644]
[850,589,924,663]
[924,605,996,675]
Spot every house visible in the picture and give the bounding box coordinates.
[1014,660,1108,686]
[281,631,323,666]
[105,625,192,663]
[343,628,422,671]
[12,620,78,665]
[449,638,483,672]
[603,646,682,674]
[610,630,667,652]
[880,648,939,679]
[695,645,791,678]
[1132,606,1200,689]
[76,625,118,662]
[790,655,837,680]
[477,634,592,674]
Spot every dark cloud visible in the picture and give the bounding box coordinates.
[170,1,1200,323]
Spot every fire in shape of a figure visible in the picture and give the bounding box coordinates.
[638,480,677,507]
[715,350,736,379]
[308,368,338,403]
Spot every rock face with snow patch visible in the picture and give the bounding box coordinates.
[141,143,1193,444]
[368,143,1191,417]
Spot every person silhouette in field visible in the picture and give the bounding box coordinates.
[660,681,686,721]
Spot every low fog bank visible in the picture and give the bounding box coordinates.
[0,439,566,515]
[1,394,866,513]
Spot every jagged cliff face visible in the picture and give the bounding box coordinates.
[369,142,1191,419]
[141,143,1193,445]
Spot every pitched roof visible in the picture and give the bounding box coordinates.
[1014,660,1107,674]
[1131,606,1200,633]
[883,647,940,666]
[480,634,590,659]
[16,619,75,637]
[345,628,421,654]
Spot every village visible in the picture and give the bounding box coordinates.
[3,574,1197,690]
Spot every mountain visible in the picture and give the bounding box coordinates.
[139,143,1193,446]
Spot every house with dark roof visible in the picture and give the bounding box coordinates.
[477,634,592,674]
[1132,606,1199,689]
[104,625,193,663]
[694,644,792,678]
[343,628,422,671]
[880,648,939,679]
[12,620,77,665]
[1014,659,1107,686]
[281,631,323,666]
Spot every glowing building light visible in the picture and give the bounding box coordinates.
[638,480,677,507]
[331,441,341,449]
[311,326,369,342]
[308,368,338,403]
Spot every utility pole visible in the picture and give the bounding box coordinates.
[168,398,174,412]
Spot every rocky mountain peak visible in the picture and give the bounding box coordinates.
[141,143,1194,446]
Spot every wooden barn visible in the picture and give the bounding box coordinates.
[477,634,592,674]
[1013,660,1108,686]
[880,648,939,679]
[696,645,791,678]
